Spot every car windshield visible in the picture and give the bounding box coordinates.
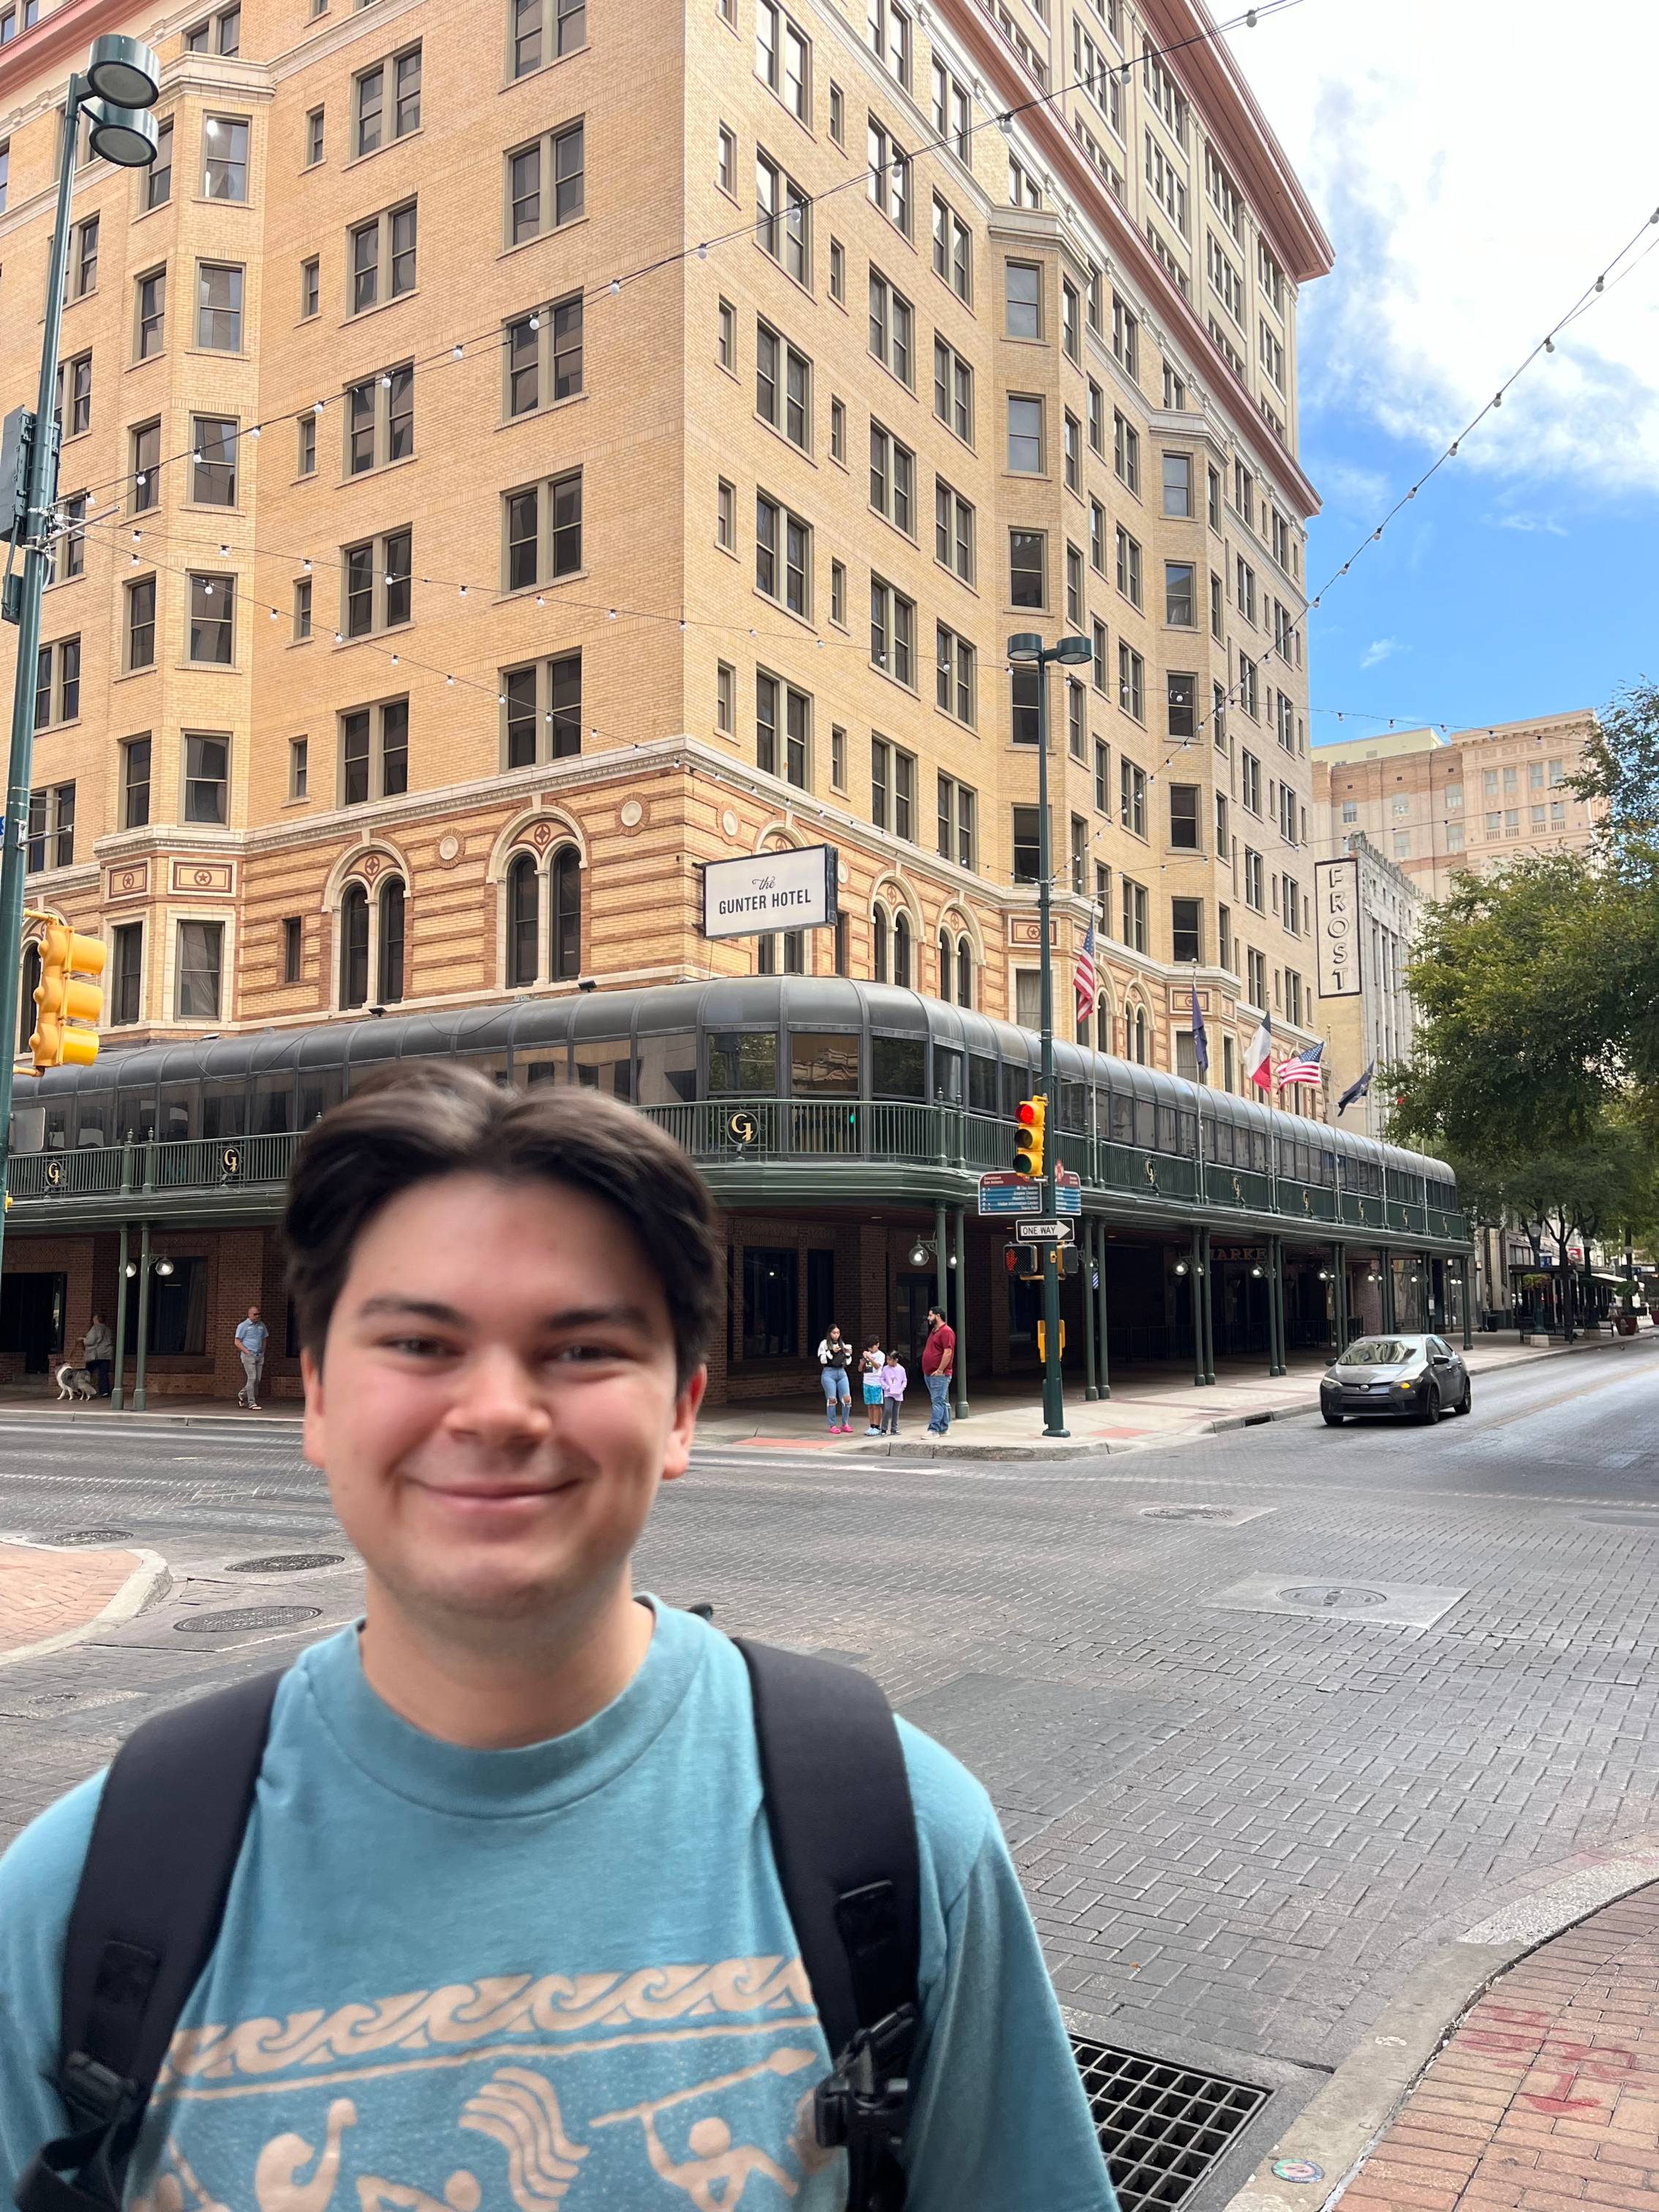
[1340,1338,1418,1366]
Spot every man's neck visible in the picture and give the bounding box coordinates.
[357,1576,655,1749]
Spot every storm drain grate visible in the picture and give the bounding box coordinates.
[1070,2039,1268,2211]
[227,1553,345,1574]
[176,1606,322,1634]
[50,1528,132,1546]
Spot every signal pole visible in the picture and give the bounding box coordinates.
[1008,629,1092,1440]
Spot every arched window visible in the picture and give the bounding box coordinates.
[1094,1001,1110,1054]
[956,938,973,1009]
[18,943,40,1054]
[377,878,405,1004]
[339,884,369,1009]
[507,854,539,987]
[938,929,951,998]
[550,846,581,979]
[873,903,889,983]
[1132,1005,1147,1064]
[892,911,911,988]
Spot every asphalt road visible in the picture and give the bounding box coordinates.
[2,1336,1656,2198]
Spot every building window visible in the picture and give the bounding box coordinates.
[829,398,846,462]
[503,471,581,589]
[932,195,970,300]
[512,0,586,75]
[56,353,91,440]
[496,653,584,773]
[288,574,312,641]
[122,737,151,828]
[756,148,810,283]
[1005,260,1041,339]
[129,422,161,517]
[868,576,914,685]
[831,560,846,624]
[202,116,248,200]
[176,922,223,1021]
[196,263,244,350]
[757,320,812,449]
[1092,618,1108,693]
[508,121,584,245]
[755,495,810,616]
[505,854,539,986]
[935,624,974,725]
[187,415,238,508]
[110,924,143,1026]
[937,772,975,869]
[868,271,914,385]
[183,733,229,824]
[1167,672,1196,740]
[830,81,844,143]
[306,106,325,165]
[868,421,914,531]
[1121,879,1148,952]
[125,576,157,670]
[1011,665,1039,745]
[1119,757,1146,835]
[1007,394,1043,473]
[1113,411,1140,494]
[145,118,172,206]
[716,478,735,550]
[187,573,234,663]
[716,663,735,735]
[70,214,99,298]
[1063,412,1081,493]
[1112,293,1138,377]
[1009,530,1045,609]
[34,638,79,728]
[25,782,75,872]
[1012,806,1040,885]
[1115,527,1142,607]
[340,698,409,803]
[935,481,973,581]
[932,337,972,442]
[280,917,303,985]
[1162,451,1193,518]
[718,298,735,372]
[1066,675,1085,759]
[830,724,847,790]
[1163,561,1196,629]
[756,0,810,120]
[355,46,421,157]
[1066,542,1083,625]
[339,883,370,1008]
[349,201,417,313]
[342,528,412,636]
[46,493,86,585]
[378,878,406,1003]
[829,238,845,303]
[756,671,810,788]
[1168,783,1200,849]
[290,737,309,798]
[866,0,911,85]
[1244,849,1264,911]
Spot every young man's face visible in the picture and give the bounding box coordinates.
[302,1172,703,1634]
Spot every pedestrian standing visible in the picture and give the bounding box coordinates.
[233,1305,268,1410]
[816,1324,853,1432]
[80,1314,113,1400]
[859,1336,886,1433]
[922,1304,955,1435]
[879,1351,907,1436]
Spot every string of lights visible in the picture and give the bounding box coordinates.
[50,0,1307,519]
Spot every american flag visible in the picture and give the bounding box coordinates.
[1074,919,1097,1022]
[1276,1039,1325,1088]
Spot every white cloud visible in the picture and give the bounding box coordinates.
[1228,1,1659,488]
[1360,638,1399,669]
[1488,512,1569,536]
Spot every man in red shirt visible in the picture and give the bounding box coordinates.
[921,1304,955,1434]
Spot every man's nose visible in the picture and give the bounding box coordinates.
[443,1347,553,1446]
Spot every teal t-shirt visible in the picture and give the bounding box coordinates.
[0,1600,1116,2212]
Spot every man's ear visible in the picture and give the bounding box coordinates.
[300,1346,326,1470]
[661,1365,708,1483]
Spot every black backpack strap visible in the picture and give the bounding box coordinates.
[15,1669,284,2212]
[734,1639,920,2212]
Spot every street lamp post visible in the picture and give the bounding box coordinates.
[0,39,161,1284]
[1008,628,1091,1440]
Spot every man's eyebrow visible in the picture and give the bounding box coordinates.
[355,1296,467,1327]
[353,1296,654,1332]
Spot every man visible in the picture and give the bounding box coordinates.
[0,1067,1116,2211]
[80,1312,113,1399]
[921,1303,955,1434]
[234,1302,268,1410]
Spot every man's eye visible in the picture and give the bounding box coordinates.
[386,1335,452,1358]
[552,1342,625,1363]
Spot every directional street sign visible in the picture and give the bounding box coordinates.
[1055,1168,1081,1216]
[978,1171,1042,1216]
[1023,1219,1074,1242]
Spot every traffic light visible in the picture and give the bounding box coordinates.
[1012,1095,1046,1178]
[29,922,106,1073]
[1004,1242,1042,1280]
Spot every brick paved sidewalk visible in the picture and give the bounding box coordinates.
[1339,1883,1659,2212]
[0,1539,150,1662]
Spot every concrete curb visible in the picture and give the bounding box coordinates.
[0,1541,170,1669]
[1221,1834,1659,2212]
[0,1407,302,1429]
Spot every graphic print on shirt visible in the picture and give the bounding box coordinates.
[131,1954,840,2211]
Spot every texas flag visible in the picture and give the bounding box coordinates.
[1244,1015,1274,1091]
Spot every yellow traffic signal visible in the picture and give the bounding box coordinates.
[30,922,105,1073]
[1012,1095,1046,1179]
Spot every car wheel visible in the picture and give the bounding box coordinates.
[1323,1412,1344,1427]
[1421,1385,1441,1425]
[1459,1379,1473,1415]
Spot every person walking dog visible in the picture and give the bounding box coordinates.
[816,1325,853,1432]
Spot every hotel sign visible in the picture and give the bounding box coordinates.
[1314,857,1362,998]
[701,844,838,938]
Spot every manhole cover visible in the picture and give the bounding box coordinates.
[50,1528,132,1546]
[227,1554,345,1574]
[1143,1505,1231,1522]
[1072,2039,1268,2211]
[176,1606,322,1634]
[1279,1585,1387,1610]
[1579,1513,1659,1530]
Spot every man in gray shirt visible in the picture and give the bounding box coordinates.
[80,1314,113,1399]
[233,1305,268,1410]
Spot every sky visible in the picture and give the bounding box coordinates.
[1217,0,1659,745]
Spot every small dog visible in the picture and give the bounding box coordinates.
[55,1363,96,1402]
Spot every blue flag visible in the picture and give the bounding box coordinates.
[1190,982,1208,1075]
[1336,1059,1375,1117]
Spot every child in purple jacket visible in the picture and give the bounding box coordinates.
[878,1352,908,1435]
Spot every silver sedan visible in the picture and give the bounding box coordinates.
[1320,1333,1472,1426]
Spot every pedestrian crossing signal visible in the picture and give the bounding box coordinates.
[1012,1096,1045,1178]
[29,921,105,1073]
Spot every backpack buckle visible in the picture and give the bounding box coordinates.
[59,2053,139,2134]
[813,2004,917,2157]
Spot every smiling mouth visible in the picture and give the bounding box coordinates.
[414,1477,580,1505]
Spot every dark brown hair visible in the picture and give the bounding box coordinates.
[282,1062,723,1386]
